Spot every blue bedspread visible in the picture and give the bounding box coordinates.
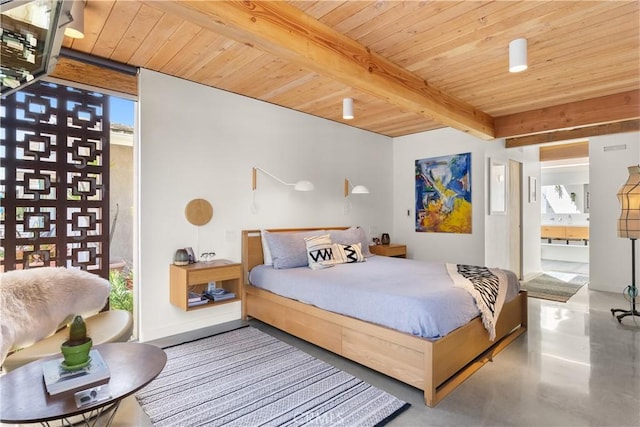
[249,256,520,339]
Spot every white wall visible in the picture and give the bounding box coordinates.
[135,68,638,340]
[392,129,540,278]
[507,145,542,280]
[541,167,589,186]
[137,69,393,341]
[392,128,501,266]
[588,132,640,293]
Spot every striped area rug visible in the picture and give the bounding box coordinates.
[136,326,409,426]
[521,273,588,302]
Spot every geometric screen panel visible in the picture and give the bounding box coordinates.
[1,81,110,277]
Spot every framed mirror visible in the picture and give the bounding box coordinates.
[489,158,507,215]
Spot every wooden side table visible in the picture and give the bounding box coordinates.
[0,342,166,425]
[370,243,407,258]
[169,260,242,311]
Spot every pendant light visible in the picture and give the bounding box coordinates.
[64,1,85,39]
[343,98,354,120]
[509,38,527,73]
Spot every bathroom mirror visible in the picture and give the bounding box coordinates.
[541,183,589,214]
[541,159,589,214]
[489,159,506,215]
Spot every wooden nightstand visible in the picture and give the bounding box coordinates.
[169,260,242,311]
[370,244,407,258]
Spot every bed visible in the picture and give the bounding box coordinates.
[241,227,528,407]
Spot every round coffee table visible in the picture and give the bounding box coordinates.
[0,342,166,425]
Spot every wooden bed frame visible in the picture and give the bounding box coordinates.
[241,228,528,407]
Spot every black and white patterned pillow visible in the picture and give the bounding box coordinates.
[304,234,335,270]
[332,242,365,264]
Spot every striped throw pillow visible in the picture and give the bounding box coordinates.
[332,242,365,264]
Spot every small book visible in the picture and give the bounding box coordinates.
[213,291,236,301]
[188,291,203,303]
[42,349,110,395]
[188,299,208,307]
[202,289,235,301]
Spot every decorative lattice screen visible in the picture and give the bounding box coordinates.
[1,81,110,277]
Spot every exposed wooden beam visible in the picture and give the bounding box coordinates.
[539,141,589,162]
[145,0,495,139]
[496,90,639,139]
[50,57,138,96]
[506,120,640,148]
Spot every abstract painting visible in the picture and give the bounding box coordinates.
[415,152,472,233]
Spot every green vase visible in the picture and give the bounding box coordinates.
[60,338,93,369]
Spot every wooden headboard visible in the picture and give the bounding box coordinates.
[241,227,350,284]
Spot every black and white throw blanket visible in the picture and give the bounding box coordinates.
[446,264,508,341]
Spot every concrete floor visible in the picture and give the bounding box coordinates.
[105,286,640,427]
[4,288,635,426]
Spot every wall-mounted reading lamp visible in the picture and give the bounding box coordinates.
[252,167,315,192]
[344,179,369,197]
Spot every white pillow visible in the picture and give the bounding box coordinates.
[304,234,334,270]
[332,242,365,264]
[260,230,273,266]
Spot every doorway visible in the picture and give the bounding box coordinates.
[539,142,590,279]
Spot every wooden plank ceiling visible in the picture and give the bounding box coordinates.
[55,0,640,142]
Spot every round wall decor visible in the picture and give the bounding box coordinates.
[184,198,213,226]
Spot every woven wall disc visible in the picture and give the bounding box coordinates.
[184,199,213,226]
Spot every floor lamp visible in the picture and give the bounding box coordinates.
[611,165,640,323]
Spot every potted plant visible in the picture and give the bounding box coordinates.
[60,315,92,369]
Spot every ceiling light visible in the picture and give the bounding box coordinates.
[541,162,590,170]
[64,0,85,39]
[509,38,527,73]
[343,98,354,120]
